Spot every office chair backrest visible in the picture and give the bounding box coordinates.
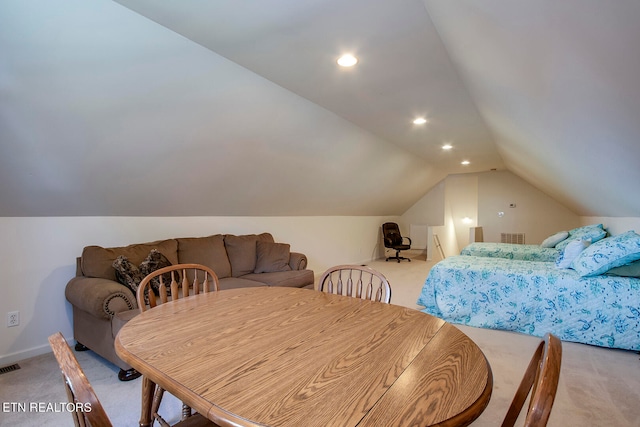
[382,222,403,247]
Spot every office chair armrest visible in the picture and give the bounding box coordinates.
[403,236,412,245]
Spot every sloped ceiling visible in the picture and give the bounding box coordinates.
[1,0,638,217]
[423,0,640,217]
[113,0,501,172]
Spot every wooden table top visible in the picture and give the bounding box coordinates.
[115,287,492,427]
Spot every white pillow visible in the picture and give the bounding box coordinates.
[541,231,569,248]
[556,239,590,269]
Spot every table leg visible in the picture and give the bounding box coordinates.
[139,376,155,427]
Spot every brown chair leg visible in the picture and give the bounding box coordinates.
[151,386,165,422]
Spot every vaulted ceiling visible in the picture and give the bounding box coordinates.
[1,0,639,217]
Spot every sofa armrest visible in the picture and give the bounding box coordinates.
[289,252,308,270]
[65,277,137,320]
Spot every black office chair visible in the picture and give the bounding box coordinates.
[382,222,412,263]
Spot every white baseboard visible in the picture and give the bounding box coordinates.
[0,344,52,367]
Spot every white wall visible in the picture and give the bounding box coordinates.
[405,170,583,258]
[581,217,640,236]
[478,171,579,243]
[0,215,397,365]
[401,179,445,257]
[400,179,446,229]
[444,174,479,252]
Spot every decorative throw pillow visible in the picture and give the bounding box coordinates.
[604,259,640,277]
[555,239,591,269]
[112,250,174,296]
[112,256,145,295]
[541,231,569,248]
[255,241,292,273]
[572,231,640,277]
[140,249,175,293]
[555,224,606,251]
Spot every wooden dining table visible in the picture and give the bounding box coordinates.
[115,286,492,427]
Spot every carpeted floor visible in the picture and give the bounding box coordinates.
[1,251,639,426]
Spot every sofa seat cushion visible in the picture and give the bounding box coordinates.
[225,233,274,277]
[219,276,268,291]
[241,270,314,288]
[82,239,179,281]
[177,235,231,279]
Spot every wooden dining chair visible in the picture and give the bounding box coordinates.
[49,332,217,427]
[137,263,220,312]
[501,333,562,427]
[318,264,392,303]
[137,264,220,427]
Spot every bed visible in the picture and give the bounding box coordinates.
[417,255,640,351]
[460,242,560,262]
[459,224,610,262]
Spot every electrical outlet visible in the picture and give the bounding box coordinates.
[7,311,19,327]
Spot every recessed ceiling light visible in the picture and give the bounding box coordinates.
[442,144,453,150]
[337,54,358,67]
[413,118,427,125]
[461,160,470,165]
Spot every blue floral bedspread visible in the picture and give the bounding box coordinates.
[460,242,560,262]
[417,256,640,350]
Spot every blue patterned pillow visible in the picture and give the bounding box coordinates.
[555,224,607,251]
[572,231,640,277]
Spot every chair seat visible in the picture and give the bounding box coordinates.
[392,244,411,250]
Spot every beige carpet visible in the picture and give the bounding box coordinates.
[1,252,639,426]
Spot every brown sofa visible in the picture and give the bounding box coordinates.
[65,233,314,380]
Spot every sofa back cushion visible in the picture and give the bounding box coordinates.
[225,233,274,277]
[255,241,293,273]
[177,235,232,279]
[81,239,179,281]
